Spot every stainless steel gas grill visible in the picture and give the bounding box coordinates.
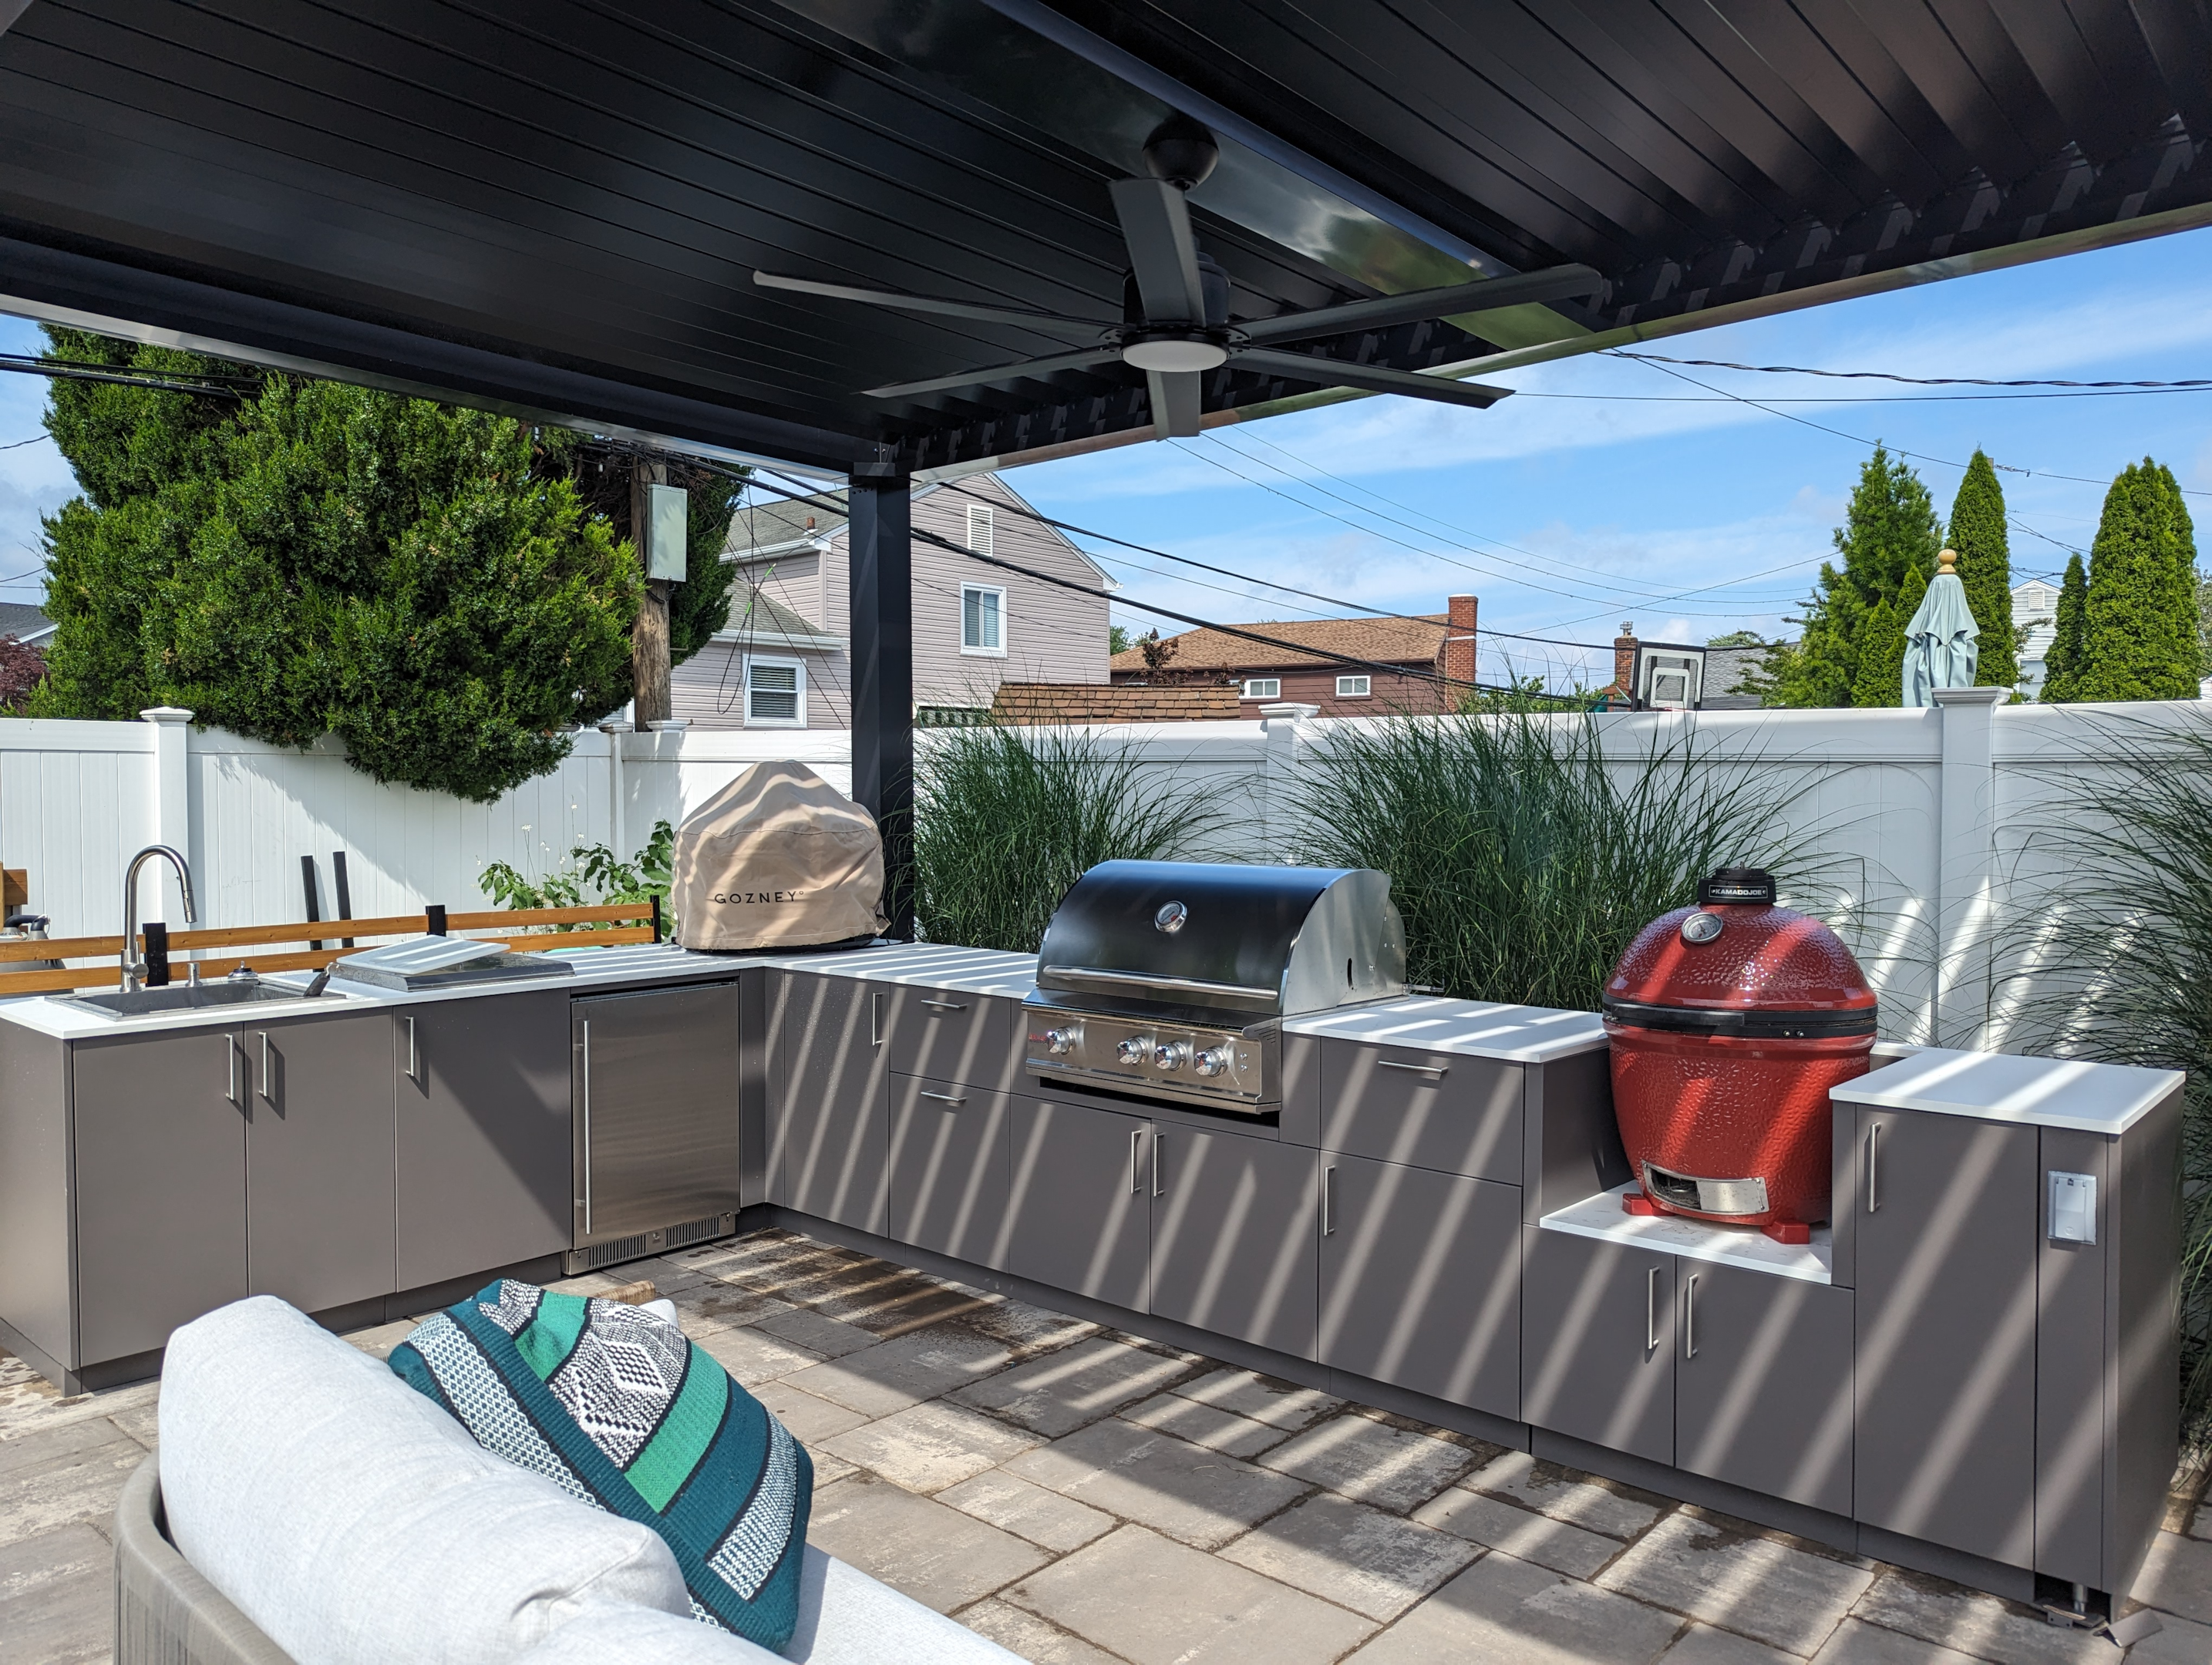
[1023,860,1407,1114]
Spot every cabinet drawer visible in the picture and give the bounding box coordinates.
[889,1073,1010,1269]
[1320,1039,1521,1184]
[884,987,1013,1091]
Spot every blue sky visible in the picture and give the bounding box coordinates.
[6,224,2212,691]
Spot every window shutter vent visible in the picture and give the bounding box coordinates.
[967,504,994,557]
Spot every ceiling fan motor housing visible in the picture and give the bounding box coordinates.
[1142,114,1220,190]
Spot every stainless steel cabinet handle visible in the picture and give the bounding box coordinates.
[1867,1122,1880,1213]
[1152,1131,1163,1197]
[921,998,968,1012]
[226,1034,241,1108]
[581,1018,593,1236]
[1130,1128,1143,1194]
[1378,1060,1448,1078]
[258,1031,271,1099]
[870,989,883,1047]
[403,1016,417,1082]
[1322,1165,1337,1236]
[919,1089,967,1105]
[1684,1273,1698,1360]
[1646,1266,1660,1351]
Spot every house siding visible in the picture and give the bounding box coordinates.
[1233,664,1453,717]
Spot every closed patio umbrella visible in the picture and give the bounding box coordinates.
[1902,548,1980,707]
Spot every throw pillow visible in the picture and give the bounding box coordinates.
[391,1280,812,1653]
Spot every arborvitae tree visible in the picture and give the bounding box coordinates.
[2079,459,2200,702]
[2042,553,2088,701]
[1759,446,1941,706]
[2197,570,2212,677]
[1850,594,1903,707]
[1946,450,2018,688]
[31,330,643,801]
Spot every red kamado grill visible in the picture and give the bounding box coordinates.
[1601,867,1877,1241]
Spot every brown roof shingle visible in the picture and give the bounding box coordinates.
[989,682,1244,724]
[1108,614,1448,676]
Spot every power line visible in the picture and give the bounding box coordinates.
[0,436,45,452]
[1604,351,2212,391]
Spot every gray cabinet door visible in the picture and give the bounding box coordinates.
[1853,1107,2037,1569]
[782,974,889,1232]
[1152,1124,1318,1359]
[1521,1226,1675,1465]
[889,1075,1010,1268]
[1005,1095,1150,1310]
[1676,1262,1853,1516]
[574,983,740,1248]
[72,1029,247,1364]
[246,1014,396,1314]
[1320,1040,1521,1183]
[396,991,572,1292]
[1318,1154,1520,1417]
[884,987,1013,1092]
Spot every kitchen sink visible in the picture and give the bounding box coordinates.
[61,983,347,1018]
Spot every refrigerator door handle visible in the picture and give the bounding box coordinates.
[581,1018,593,1236]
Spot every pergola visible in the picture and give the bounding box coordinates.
[5,0,2209,923]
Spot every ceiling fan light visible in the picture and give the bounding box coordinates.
[1122,337,1230,372]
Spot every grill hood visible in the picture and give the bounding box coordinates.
[1032,860,1406,1021]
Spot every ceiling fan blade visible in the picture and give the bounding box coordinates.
[1109,178,1205,325]
[1237,263,1606,346]
[1234,348,1513,409]
[1146,368,1203,439]
[754,272,1109,334]
[864,347,1123,400]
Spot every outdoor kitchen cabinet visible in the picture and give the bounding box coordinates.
[781,972,890,1233]
[1521,1226,1675,1465]
[1004,1093,1150,1310]
[1150,1121,1318,1359]
[888,1073,1011,1268]
[1318,1153,1519,1416]
[395,991,572,1292]
[1317,1039,1521,1185]
[883,984,1015,1092]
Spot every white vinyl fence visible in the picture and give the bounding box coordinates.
[2,695,2200,1051]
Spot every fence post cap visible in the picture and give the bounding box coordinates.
[1258,702,1321,721]
[1931,686,2008,708]
[139,707,194,725]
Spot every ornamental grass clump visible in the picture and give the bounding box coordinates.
[1294,708,1796,1013]
[912,723,1217,953]
[2011,715,2212,1447]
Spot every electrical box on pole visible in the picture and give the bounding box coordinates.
[645,483,689,582]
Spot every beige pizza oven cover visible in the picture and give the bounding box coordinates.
[672,761,887,950]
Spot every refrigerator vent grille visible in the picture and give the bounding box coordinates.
[564,1211,736,1274]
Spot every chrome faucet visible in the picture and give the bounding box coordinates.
[121,845,197,992]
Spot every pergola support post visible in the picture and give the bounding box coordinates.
[849,472,914,941]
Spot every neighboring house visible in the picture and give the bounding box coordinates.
[0,604,55,647]
[2012,577,2059,700]
[1596,627,1766,710]
[672,473,1113,730]
[1108,597,1476,718]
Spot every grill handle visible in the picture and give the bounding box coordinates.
[1045,965,1279,1006]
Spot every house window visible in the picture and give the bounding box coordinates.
[744,657,805,726]
[966,503,994,557]
[1336,674,1372,698]
[961,584,1005,655]
[1242,678,1281,700]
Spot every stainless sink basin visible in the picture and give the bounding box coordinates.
[61,983,346,1018]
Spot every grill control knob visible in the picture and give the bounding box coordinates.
[1153,1041,1191,1071]
[1194,1046,1231,1077]
[1043,1028,1077,1056]
[1116,1036,1153,1065]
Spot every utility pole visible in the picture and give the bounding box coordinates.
[631,456,672,726]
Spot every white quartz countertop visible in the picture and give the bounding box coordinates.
[763,942,1040,997]
[1830,1046,2182,1136]
[1540,1183,1833,1284]
[1284,997,1608,1064]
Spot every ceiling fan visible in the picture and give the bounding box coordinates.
[753,116,1607,439]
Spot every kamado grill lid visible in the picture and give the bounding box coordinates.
[1601,867,1877,1039]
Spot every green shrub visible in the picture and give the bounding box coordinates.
[480,819,674,937]
[914,725,1216,953]
[1294,709,1796,1012]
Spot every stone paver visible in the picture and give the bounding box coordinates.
[1808,1618,1981,1665]
[2126,1610,2212,1663]
[1462,1449,1667,1540]
[1414,1484,1625,1578]
[748,1377,873,1445]
[669,1280,793,1334]
[1120,1390,1292,1458]
[1006,1416,1311,1550]
[810,1451,859,1490]
[689,1324,824,1387]
[1219,1491,1479,1622]
[1009,1523,1377,1665]
[954,1336,1190,1436]
[806,1471,1048,1613]
[934,1296,1101,1360]
[1847,1572,2113,1665]
[822,1400,1039,1494]
[1658,1622,1802,1665]
[1345,1547,1683,1665]
[1171,1367,1342,1431]
[0,1521,113,1665]
[340,1319,418,1360]
[2133,1528,2212,1625]
[748,1303,880,1359]
[779,1324,1013,1418]
[956,1596,1126,1665]
[1258,1412,1477,1514]
[937,1472,1116,1553]
[0,1418,148,1549]
[1599,1511,1873,1657]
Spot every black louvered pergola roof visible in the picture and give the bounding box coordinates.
[2,0,2207,478]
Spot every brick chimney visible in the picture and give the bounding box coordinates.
[1613,622,1638,707]
[1443,594,1477,687]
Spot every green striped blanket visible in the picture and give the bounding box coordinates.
[389,1280,810,1650]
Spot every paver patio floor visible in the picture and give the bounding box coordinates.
[5,1226,2209,1664]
